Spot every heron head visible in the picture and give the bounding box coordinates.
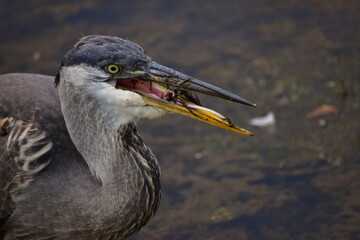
[56,35,255,135]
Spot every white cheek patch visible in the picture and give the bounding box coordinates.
[60,64,167,127]
[60,65,110,86]
[91,83,167,126]
[94,85,146,107]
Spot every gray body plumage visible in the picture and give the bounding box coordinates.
[0,73,161,239]
[0,36,164,240]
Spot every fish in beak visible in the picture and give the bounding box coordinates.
[114,61,256,136]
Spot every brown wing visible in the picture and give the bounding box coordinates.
[0,117,53,229]
[0,73,61,231]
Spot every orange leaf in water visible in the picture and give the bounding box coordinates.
[306,104,339,119]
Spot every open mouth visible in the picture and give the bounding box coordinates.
[116,78,194,106]
[116,78,164,99]
[115,78,254,136]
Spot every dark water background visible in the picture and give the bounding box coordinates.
[0,0,359,239]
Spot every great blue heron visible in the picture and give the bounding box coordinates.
[0,35,255,239]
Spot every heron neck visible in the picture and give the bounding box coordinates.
[58,81,150,185]
[57,80,162,232]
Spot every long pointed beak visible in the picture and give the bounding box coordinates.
[115,61,255,136]
[147,62,256,107]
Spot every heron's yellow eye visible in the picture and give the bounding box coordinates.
[106,65,121,74]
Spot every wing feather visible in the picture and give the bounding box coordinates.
[0,73,62,231]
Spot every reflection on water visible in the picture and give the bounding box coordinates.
[1,0,359,239]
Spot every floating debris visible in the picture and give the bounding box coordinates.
[249,112,275,127]
[306,104,339,119]
[33,51,41,61]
